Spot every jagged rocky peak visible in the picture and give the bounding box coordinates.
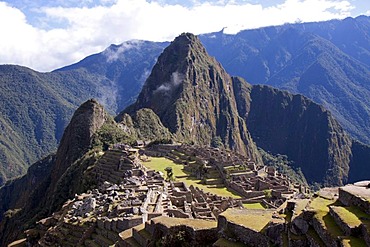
[51,99,109,186]
[121,33,261,161]
[125,33,208,115]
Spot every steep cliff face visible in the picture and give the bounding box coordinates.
[233,79,353,185]
[348,141,370,182]
[49,99,108,189]
[122,33,260,161]
[0,99,109,245]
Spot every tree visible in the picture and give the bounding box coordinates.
[164,167,174,181]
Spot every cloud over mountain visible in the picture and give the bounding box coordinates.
[0,0,359,72]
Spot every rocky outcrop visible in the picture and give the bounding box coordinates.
[50,99,108,186]
[121,33,261,162]
[0,99,109,246]
[131,108,173,141]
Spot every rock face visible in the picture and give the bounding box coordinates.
[50,99,108,190]
[0,99,109,246]
[122,33,261,161]
[120,33,370,186]
[233,80,353,185]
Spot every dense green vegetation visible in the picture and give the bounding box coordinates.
[0,66,81,185]
[243,84,352,185]
[123,33,261,163]
[92,117,136,150]
[258,148,308,186]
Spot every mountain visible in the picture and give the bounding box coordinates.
[232,80,353,185]
[0,41,166,186]
[0,98,177,245]
[0,99,109,245]
[120,33,261,162]
[56,40,168,112]
[1,32,370,245]
[199,15,370,145]
[1,16,369,187]
[0,65,88,185]
[120,33,367,186]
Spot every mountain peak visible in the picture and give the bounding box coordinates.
[50,98,108,188]
[174,32,198,43]
[120,33,261,161]
[122,33,210,117]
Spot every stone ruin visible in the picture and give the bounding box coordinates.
[9,142,369,246]
[22,144,244,246]
[146,144,309,208]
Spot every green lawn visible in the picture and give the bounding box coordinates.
[221,208,273,232]
[143,157,241,198]
[345,205,370,235]
[243,202,265,209]
[151,216,217,230]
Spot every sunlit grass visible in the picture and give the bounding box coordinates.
[242,202,265,209]
[308,197,344,237]
[143,157,241,198]
[221,208,272,232]
[151,216,217,229]
[331,206,362,228]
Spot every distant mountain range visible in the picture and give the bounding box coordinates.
[200,15,370,144]
[0,16,369,186]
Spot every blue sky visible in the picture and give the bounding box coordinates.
[0,0,369,71]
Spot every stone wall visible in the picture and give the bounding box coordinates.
[339,186,370,215]
[310,216,338,247]
[218,214,270,247]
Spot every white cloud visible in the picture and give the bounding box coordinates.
[0,0,356,72]
[103,40,144,62]
[154,71,184,93]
